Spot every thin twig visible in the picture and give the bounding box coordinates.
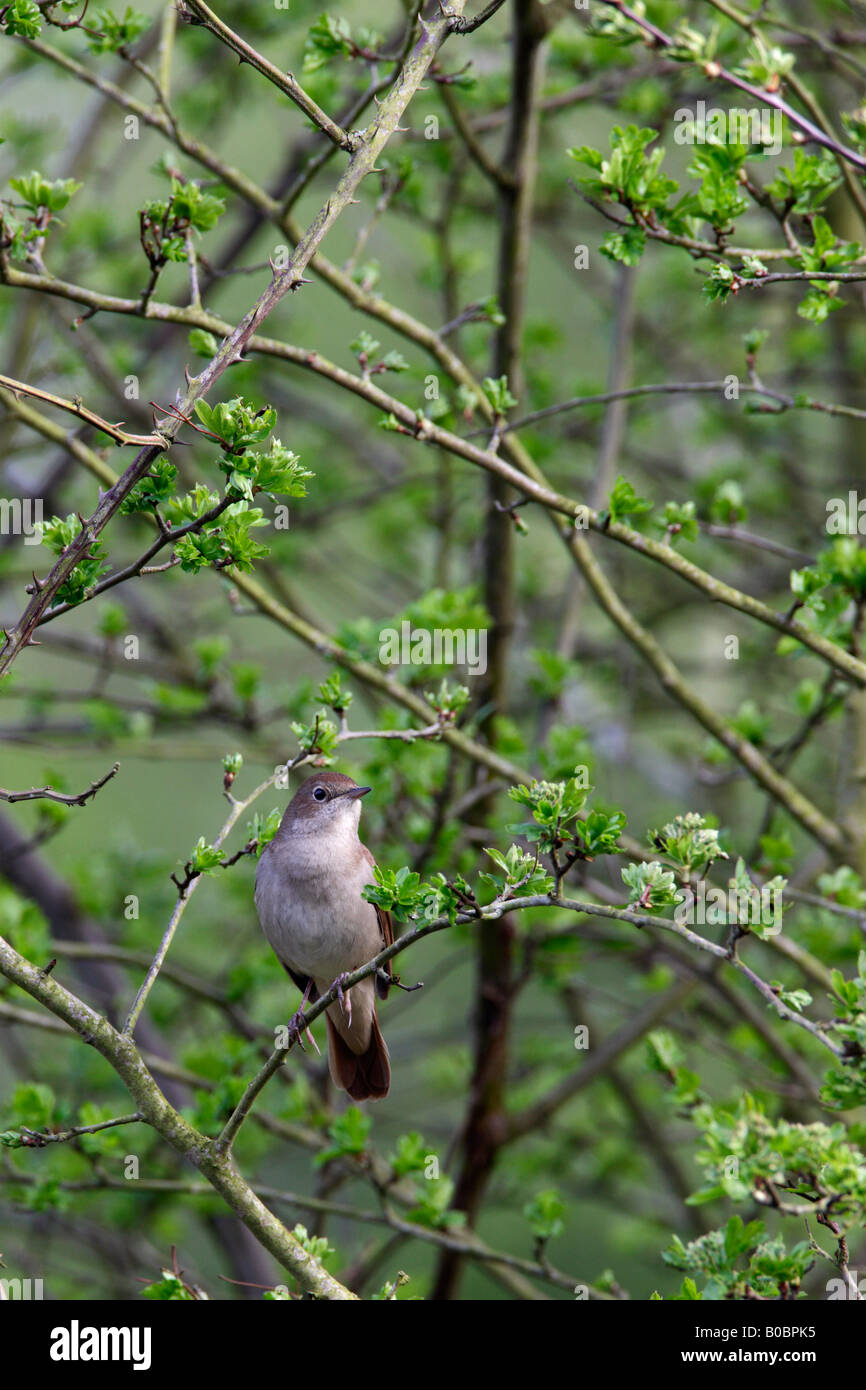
[0,762,120,806]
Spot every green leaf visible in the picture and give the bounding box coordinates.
[607,474,653,525]
[88,6,149,54]
[4,0,42,37]
[523,1189,567,1242]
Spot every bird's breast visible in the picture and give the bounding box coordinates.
[255,829,380,980]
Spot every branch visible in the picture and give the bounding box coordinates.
[0,374,164,446]
[448,0,508,35]
[0,762,119,807]
[180,0,355,151]
[0,0,466,681]
[2,1111,143,1148]
[5,266,865,692]
[0,932,358,1298]
[601,0,866,171]
[213,879,849,1155]
[122,755,309,1036]
[568,532,850,856]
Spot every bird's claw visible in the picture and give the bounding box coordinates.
[285,1005,320,1056]
[331,972,353,1029]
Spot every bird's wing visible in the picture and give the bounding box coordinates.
[361,843,393,999]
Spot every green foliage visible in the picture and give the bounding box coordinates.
[569,125,678,217]
[658,500,698,544]
[483,375,518,414]
[524,1189,567,1242]
[6,0,866,1306]
[290,710,338,759]
[389,1131,429,1177]
[193,397,276,454]
[247,808,281,856]
[821,950,866,1109]
[316,1107,371,1165]
[303,14,355,71]
[407,1174,465,1229]
[318,671,352,713]
[174,503,270,575]
[603,474,653,526]
[88,7,149,54]
[291,1223,334,1263]
[664,1217,813,1300]
[648,812,727,877]
[189,328,218,358]
[817,866,866,909]
[39,514,110,606]
[480,844,553,897]
[621,860,682,914]
[10,171,81,213]
[363,864,463,925]
[188,837,224,875]
[3,0,42,37]
[141,1271,197,1300]
[221,439,313,504]
[573,808,627,858]
[119,458,177,514]
[507,775,590,852]
[9,1082,55,1130]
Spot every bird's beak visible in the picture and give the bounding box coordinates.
[338,785,371,800]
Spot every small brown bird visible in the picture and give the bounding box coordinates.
[254,771,392,1101]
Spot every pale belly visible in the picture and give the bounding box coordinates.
[255,839,380,983]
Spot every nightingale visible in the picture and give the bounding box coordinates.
[255,770,392,1101]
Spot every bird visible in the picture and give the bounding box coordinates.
[254,770,392,1101]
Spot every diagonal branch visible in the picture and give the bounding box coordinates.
[0,374,163,446]
[180,0,355,151]
[0,931,358,1298]
[0,0,466,681]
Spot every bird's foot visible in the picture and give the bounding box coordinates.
[285,977,320,1055]
[330,972,353,1029]
[285,1006,321,1056]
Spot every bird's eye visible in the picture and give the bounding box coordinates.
[313,786,327,802]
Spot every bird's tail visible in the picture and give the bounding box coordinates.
[326,1006,390,1101]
